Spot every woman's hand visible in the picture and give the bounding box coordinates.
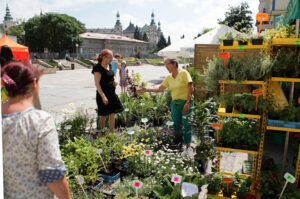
[136,87,147,95]
[113,80,118,87]
[183,102,190,114]
[102,95,108,105]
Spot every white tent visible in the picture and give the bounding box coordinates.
[180,24,245,57]
[157,38,193,58]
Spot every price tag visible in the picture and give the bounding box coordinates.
[132,180,143,189]
[141,118,148,123]
[195,140,201,143]
[210,196,216,199]
[219,108,226,113]
[295,41,300,45]
[239,114,245,118]
[252,88,263,111]
[76,175,84,185]
[284,173,295,183]
[96,149,103,155]
[181,182,199,197]
[212,123,223,143]
[218,52,230,70]
[238,45,245,49]
[144,150,152,156]
[171,174,182,184]
[64,125,72,130]
[256,13,269,37]
[127,130,134,135]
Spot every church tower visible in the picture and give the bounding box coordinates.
[114,11,123,34]
[3,4,14,31]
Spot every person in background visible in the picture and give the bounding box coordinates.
[92,49,124,133]
[65,52,70,61]
[0,45,16,67]
[119,60,129,93]
[110,53,121,76]
[137,58,194,154]
[2,61,71,199]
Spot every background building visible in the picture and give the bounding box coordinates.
[0,4,14,33]
[79,32,148,58]
[257,0,289,31]
[88,11,162,48]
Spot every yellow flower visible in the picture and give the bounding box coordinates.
[141,138,144,142]
[146,145,150,147]
[135,152,139,155]
[159,141,162,144]
[155,139,158,141]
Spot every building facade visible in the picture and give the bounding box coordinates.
[257,0,289,31]
[87,11,162,48]
[79,32,148,58]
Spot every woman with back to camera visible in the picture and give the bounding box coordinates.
[2,61,71,199]
[92,49,124,133]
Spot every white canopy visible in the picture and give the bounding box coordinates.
[157,38,193,58]
[180,24,245,57]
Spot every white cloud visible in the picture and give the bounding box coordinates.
[128,0,160,7]
[171,0,196,7]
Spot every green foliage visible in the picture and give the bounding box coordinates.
[134,26,142,40]
[45,60,58,67]
[71,191,105,199]
[5,18,26,44]
[79,58,94,66]
[24,13,85,52]
[207,172,223,193]
[143,32,149,42]
[157,34,168,51]
[146,58,164,65]
[268,104,300,122]
[61,137,102,192]
[219,118,261,147]
[204,54,272,91]
[218,2,253,33]
[58,110,94,145]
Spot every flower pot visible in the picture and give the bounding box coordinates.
[223,40,234,46]
[93,179,104,190]
[238,41,248,45]
[251,39,263,45]
[99,170,120,183]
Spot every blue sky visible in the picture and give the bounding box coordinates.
[1,0,259,42]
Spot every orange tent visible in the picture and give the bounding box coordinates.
[0,34,30,61]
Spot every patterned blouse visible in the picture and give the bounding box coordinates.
[2,108,66,199]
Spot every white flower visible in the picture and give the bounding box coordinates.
[69,103,74,108]
[64,125,72,130]
[62,108,68,113]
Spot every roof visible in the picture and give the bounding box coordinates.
[80,32,148,43]
[141,24,149,31]
[124,22,135,33]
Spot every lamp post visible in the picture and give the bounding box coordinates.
[22,30,26,45]
[75,43,79,59]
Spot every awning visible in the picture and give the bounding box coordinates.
[282,0,300,25]
[0,34,30,61]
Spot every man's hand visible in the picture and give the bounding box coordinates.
[136,87,147,95]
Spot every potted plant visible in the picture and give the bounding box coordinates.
[221,181,235,198]
[251,35,264,45]
[235,34,248,45]
[220,32,234,46]
[236,183,249,199]
[207,173,223,195]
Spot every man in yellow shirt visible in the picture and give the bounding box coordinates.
[137,58,194,153]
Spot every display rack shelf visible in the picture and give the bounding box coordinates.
[272,38,300,46]
[218,80,265,85]
[270,77,300,82]
[267,126,300,133]
[216,147,258,155]
[220,42,267,50]
[217,107,261,119]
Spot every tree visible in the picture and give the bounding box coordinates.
[5,19,26,44]
[24,13,86,52]
[134,26,142,40]
[167,36,171,46]
[194,28,213,39]
[142,32,149,42]
[218,2,253,33]
[157,34,167,51]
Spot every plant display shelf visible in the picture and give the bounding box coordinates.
[270,77,300,82]
[220,42,267,50]
[218,80,265,85]
[271,38,300,46]
[207,190,261,199]
[218,105,261,119]
[216,147,258,180]
[266,126,300,133]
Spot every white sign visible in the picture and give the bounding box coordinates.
[132,180,143,189]
[64,125,72,130]
[127,130,134,135]
[141,118,148,123]
[181,182,199,197]
[171,174,182,184]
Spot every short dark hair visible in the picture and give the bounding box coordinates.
[0,45,14,67]
[114,54,121,59]
[164,58,179,68]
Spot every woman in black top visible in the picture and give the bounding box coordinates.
[92,49,123,133]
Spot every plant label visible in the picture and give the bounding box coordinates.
[144,150,152,156]
[76,175,84,185]
[252,88,263,111]
[295,41,300,45]
[56,124,61,130]
[284,173,295,183]
[298,97,300,104]
[212,123,222,143]
[238,45,245,49]
[195,140,201,143]
[256,13,269,37]
[64,125,72,130]
[127,130,134,135]
[97,149,103,155]
[171,174,182,184]
[181,182,199,197]
[125,108,129,112]
[167,121,174,126]
[153,106,158,110]
[218,52,230,70]
[132,180,143,189]
[239,114,245,118]
[235,81,241,85]
[141,118,148,123]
